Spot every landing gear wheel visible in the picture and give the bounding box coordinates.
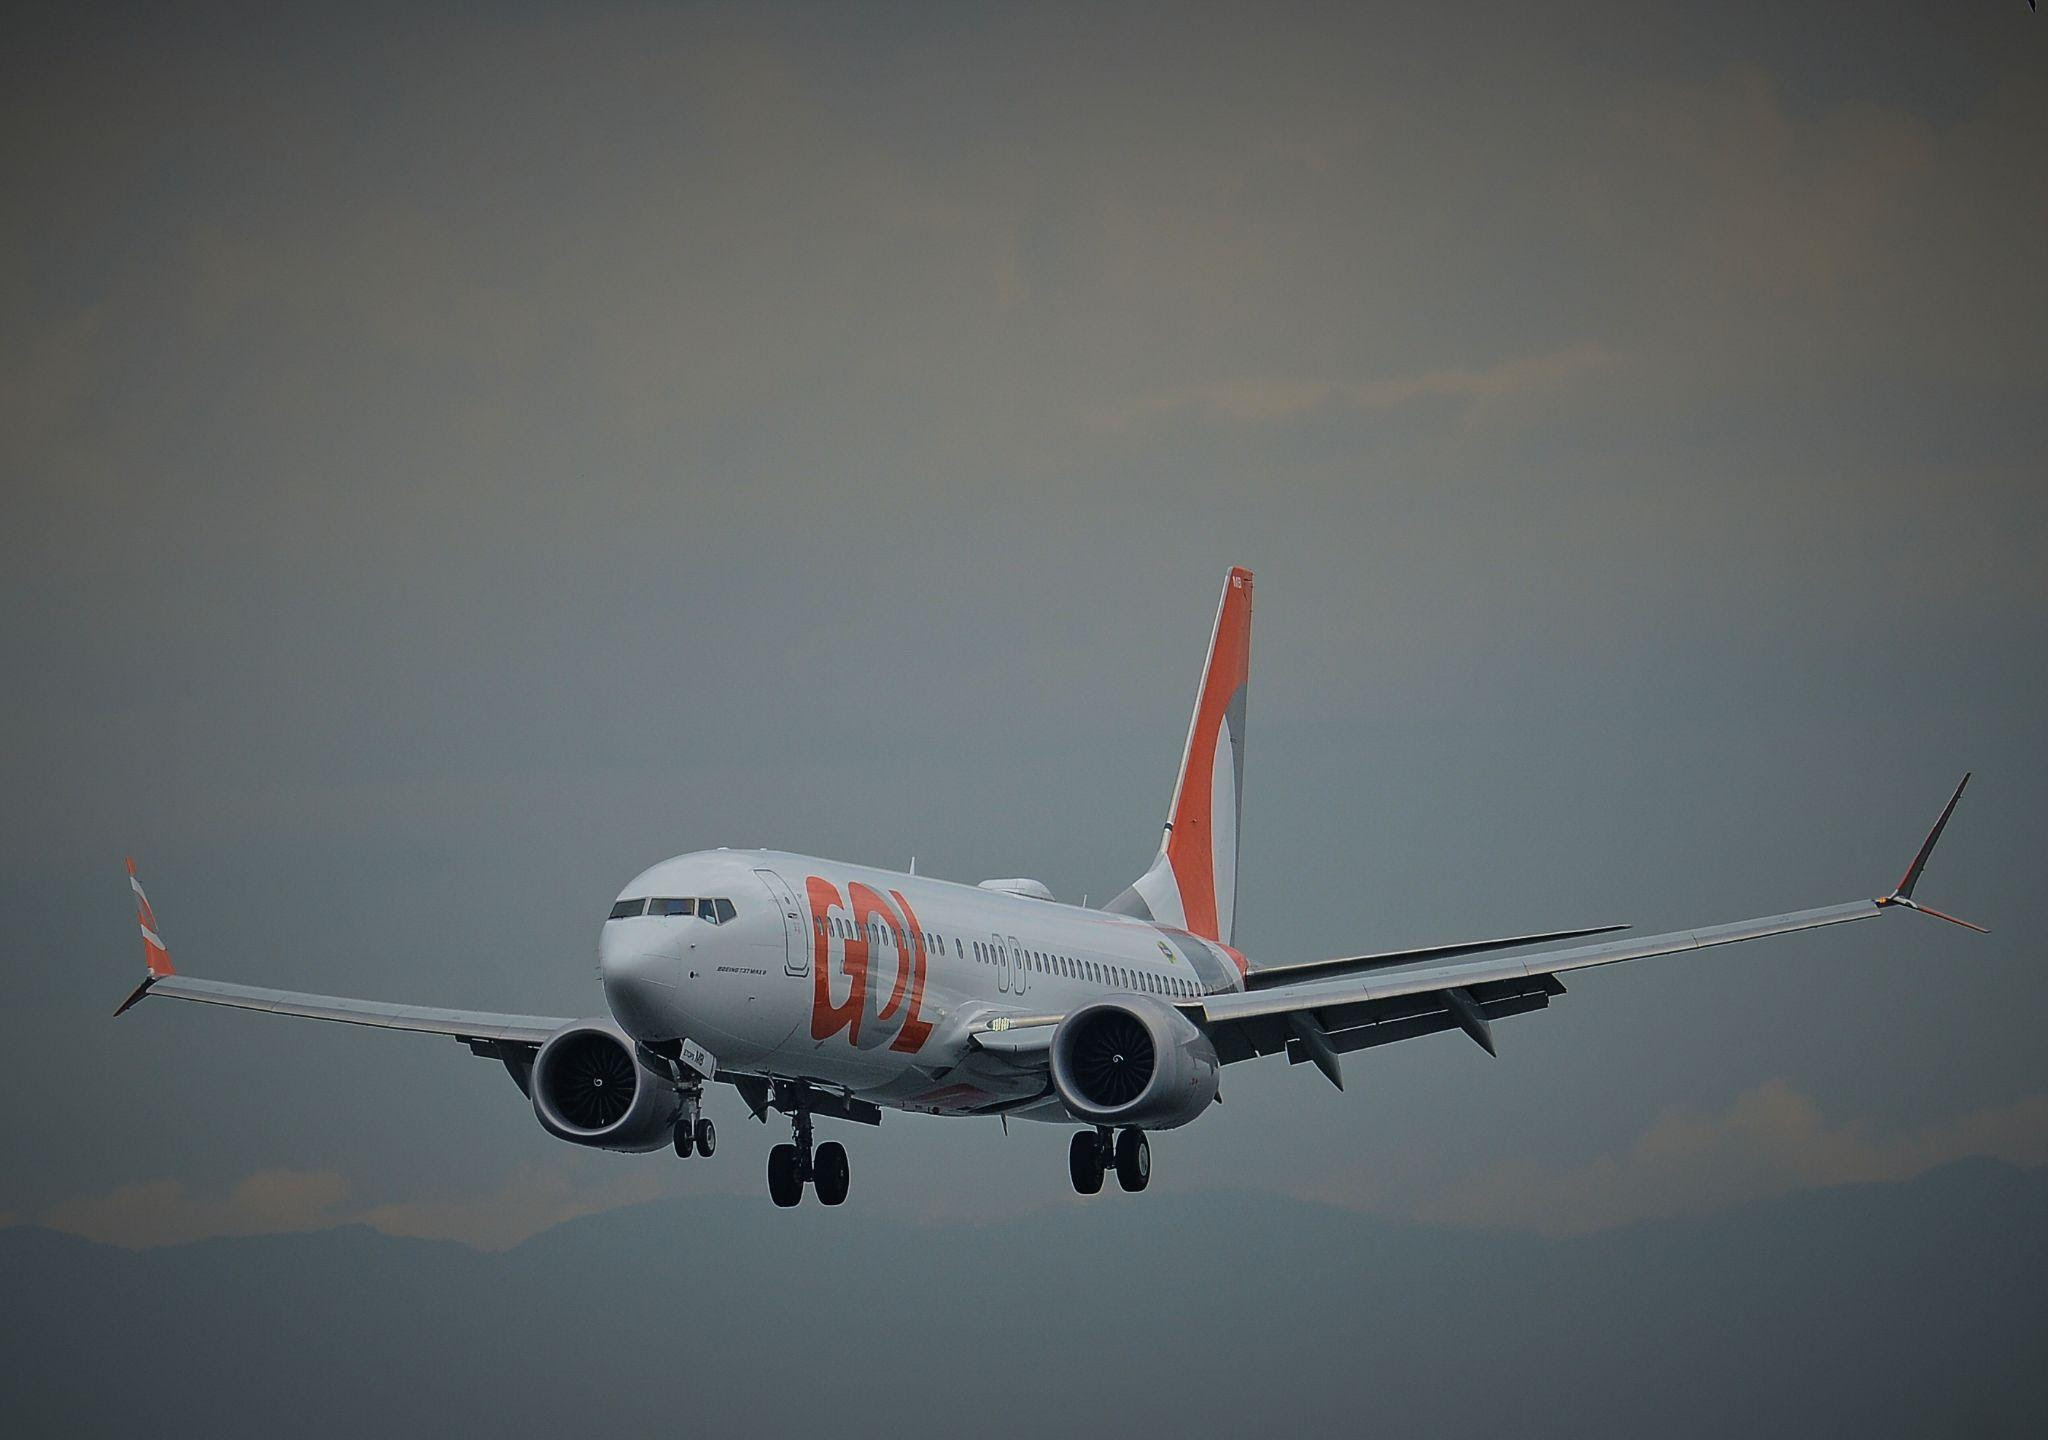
[673,1123,694,1158]
[814,1141,850,1206]
[1115,1129,1150,1192]
[768,1143,804,1207]
[694,1117,717,1156]
[1069,1130,1105,1195]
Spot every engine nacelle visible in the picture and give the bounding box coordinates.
[1049,997,1220,1130]
[530,1020,683,1153]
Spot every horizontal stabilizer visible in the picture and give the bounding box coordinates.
[1243,922,1629,991]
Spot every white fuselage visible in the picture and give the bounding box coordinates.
[596,849,1249,1119]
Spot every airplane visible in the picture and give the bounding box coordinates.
[116,566,1986,1207]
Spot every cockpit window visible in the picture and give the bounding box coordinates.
[636,896,737,924]
[608,898,646,920]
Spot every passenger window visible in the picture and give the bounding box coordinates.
[608,898,646,920]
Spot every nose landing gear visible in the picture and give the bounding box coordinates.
[671,1088,716,1158]
[1070,1127,1149,1194]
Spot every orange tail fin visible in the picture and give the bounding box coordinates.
[1104,567,1253,945]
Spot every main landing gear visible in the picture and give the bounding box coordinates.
[768,1101,851,1208]
[1069,1127,1149,1194]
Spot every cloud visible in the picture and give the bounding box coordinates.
[39,1170,351,1250]
[1096,341,1618,429]
[1402,1081,2048,1237]
[35,1165,685,1253]
[352,1167,677,1252]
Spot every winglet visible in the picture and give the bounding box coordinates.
[116,858,175,1015]
[1877,776,1988,933]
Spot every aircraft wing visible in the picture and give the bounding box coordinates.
[120,973,570,1048]
[1196,900,1878,1084]
[115,860,570,1057]
[1193,775,1984,1088]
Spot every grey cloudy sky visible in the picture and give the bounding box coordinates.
[2,1,2044,1248]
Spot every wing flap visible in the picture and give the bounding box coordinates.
[1286,977,1561,1065]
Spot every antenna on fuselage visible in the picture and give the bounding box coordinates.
[910,856,917,875]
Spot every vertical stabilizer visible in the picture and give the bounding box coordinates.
[1105,567,1252,945]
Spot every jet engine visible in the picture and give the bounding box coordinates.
[530,1020,684,1152]
[1049,997,1220,1130]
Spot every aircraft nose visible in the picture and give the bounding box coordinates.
[598,925,683,1041]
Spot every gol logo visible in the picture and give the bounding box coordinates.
[804,876,934,1054]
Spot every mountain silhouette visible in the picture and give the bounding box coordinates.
[5,1159,2042,1437]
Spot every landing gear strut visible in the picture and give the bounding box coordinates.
[767,1100,852,1207]
[1070,1127,1149,1194]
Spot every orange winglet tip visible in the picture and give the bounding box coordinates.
[127,857,175,977]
